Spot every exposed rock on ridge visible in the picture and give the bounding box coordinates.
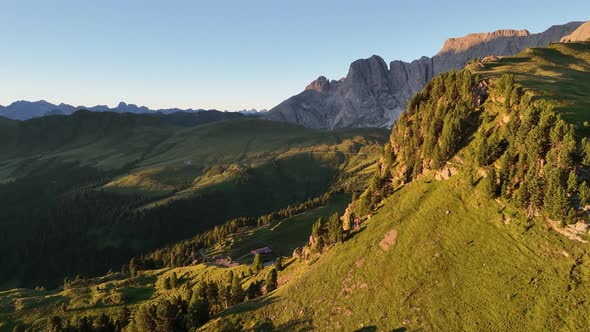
[265,21,585,129]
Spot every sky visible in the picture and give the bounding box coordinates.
[0,0,589,111]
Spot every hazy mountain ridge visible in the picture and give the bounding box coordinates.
[0,100,265,121]
[264,21,585,129]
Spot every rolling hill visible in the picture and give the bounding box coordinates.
[0,112,387,291]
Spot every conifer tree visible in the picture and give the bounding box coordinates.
[482,167,498,199]
[265,268,278,293]
[274,256,283,271]
[252,254,263,273]
[230,275,244,305]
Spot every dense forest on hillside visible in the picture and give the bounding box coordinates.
[0,115,386,290]
[351,68,589,227]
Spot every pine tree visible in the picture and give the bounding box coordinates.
[274,257,283,271]
[163,277,172,290]
[265,268,278,293]
[567,171,578,196]
[133,303,156,332]
[230,275,244,305]
[170,272,178,288]
[251,254,263,272]
[579,181,590,206]
[187,297,209,329]
[327,213,340,244]
[247,281,262,300]
[482,167,498,199]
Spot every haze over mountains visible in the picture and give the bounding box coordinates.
[0,100,266,121]
[264,21,585,129]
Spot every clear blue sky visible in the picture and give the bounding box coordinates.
[0,0,588,111]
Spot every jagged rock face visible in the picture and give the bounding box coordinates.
[265,21,585,129]
[561,21,590,42]
[265,56,405,129]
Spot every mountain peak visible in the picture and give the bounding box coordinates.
[561,20,590,42]
[438,29,530,55]
[305,76,331,93]
[265,21,583,130]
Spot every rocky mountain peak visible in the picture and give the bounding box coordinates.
[305,76,331,93]
[264,21,584,130]
[561,20,590,42]
[438,29,530,55]
[345,55,391,97]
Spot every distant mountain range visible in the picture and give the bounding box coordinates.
[264,20,587,129]
[4,20,588,129]
[0,100,266,121]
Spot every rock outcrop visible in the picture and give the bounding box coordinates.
[561,20,590,42]
[265,21,585,129]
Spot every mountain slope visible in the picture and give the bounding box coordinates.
[203,42,590,331]
[210,178,589,331]
[472,41,590,126]
[264,21,583,129]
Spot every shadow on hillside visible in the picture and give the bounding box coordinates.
[281,258,296,270]
[221,295,279,316]
[354,326,377,332]
[344,225,368,243]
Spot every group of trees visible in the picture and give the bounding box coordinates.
[34,265,281,332]
[375,71,590,226]
[127,192,334,272]
[126,268,278,331]
[308,212,345,253]
[36,307,131,332]
[473,75,583,224]
[389,69,479,181]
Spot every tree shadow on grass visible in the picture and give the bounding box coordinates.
[280,257,296,270]
[219,294,280,316]
[354,326,377,332]
[343,225,368,243]
[273,319,314,331]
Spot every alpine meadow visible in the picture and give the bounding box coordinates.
[2,2,590,331]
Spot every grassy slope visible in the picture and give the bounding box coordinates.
[0,112,176,181]
[103,119,386,202]
[199,43,590,330]
[211,175,590,331]
[474,41,590,129]
[206,193,351,262]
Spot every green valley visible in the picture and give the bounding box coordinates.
[0,112,387,291]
